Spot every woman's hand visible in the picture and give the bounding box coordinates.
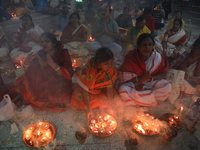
[46,54,57,69]
[138,71,151,82]
[24,53,36,65]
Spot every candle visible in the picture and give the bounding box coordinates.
[179,106,183,117]
[23,122,55,148]
[88,114,117,137]
[88,36,95,42]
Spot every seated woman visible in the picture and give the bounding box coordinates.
[161,19,187,59]
[61,12,88,57]
[70,47,117,110]
[10,14,44,65]
[115,7,132,29]
[170,37,200,103]
[122,16,151,54]
[119,33,171,106]
[167,10,185,30]
[16,32,74,112]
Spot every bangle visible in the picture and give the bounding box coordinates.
[135,76,138,83]
[54,65,60,71]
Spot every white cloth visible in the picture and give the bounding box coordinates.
[119,51,171,106]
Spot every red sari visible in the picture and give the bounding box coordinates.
[16,47,74,112]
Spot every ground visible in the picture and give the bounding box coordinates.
[0,8,200,150]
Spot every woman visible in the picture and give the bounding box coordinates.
[70,47,117,110]
[170,38,200,102]
[119,33,171,106]
[167,10,185,30]
[115,7,132,29]
[10,14,44,65]
[16,32,74,112]
[123,16,151,54]
[61,12,88,57]
[162,19,187,59]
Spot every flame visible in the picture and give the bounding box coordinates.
[137,124,145,134]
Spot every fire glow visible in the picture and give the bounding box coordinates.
[88,36,95,42]
[15,60,23,69]
[23,122,56,148]
[88,114,117,137]
[132,113,161,136]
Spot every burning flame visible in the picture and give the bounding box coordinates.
[89,114,117,137]
[137,124,145,134]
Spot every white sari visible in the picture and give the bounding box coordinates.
[119,51,172,106]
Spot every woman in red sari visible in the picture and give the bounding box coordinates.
[61,12,88,57]
[16,32,74,112]
[70,47,117,110]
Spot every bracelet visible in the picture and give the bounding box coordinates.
[135,76,138,83]
[54,65,60,71]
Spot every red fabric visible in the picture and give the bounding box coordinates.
[61,23,87,43]
[120,49,169,76]
[145,15,155,32]
[16,47,74,112]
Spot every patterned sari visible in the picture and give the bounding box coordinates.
[16,48,74,112]
[70,58,118,110]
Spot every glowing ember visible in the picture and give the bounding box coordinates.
[132,113,161,136]
[88,36,95,42]
[23,122,56,148]
[72,59,82,71]
[160,113,182,130]
[88,114,117,137]
[15,61,24,69]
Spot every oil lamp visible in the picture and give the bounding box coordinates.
[23,122,56,148]
[88,36,95,42]
[88,114,117,137]
[160,113,182,130]
[72,59,83,71]
[132,113,161,136]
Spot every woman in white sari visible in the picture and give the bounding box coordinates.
[118,34,171,106]
[161,19,187,59]
[61,12,88,57]
[10,14,44,65]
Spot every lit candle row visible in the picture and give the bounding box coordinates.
[89,114,117,137]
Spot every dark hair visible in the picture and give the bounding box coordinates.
[137,33,155,46]
[144,7,152,14]
[123,7,129,12]
[105,6,112,13]
[136,16,145,24]
[192,38,200,47]
[175,10,182,15]
[88,3,93,8]
[40,32,61,49]
[173,19,183,28]
[20,14,32,21]
[190,38,200,54]
[94,47,114,64]
[70,12,80,21]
